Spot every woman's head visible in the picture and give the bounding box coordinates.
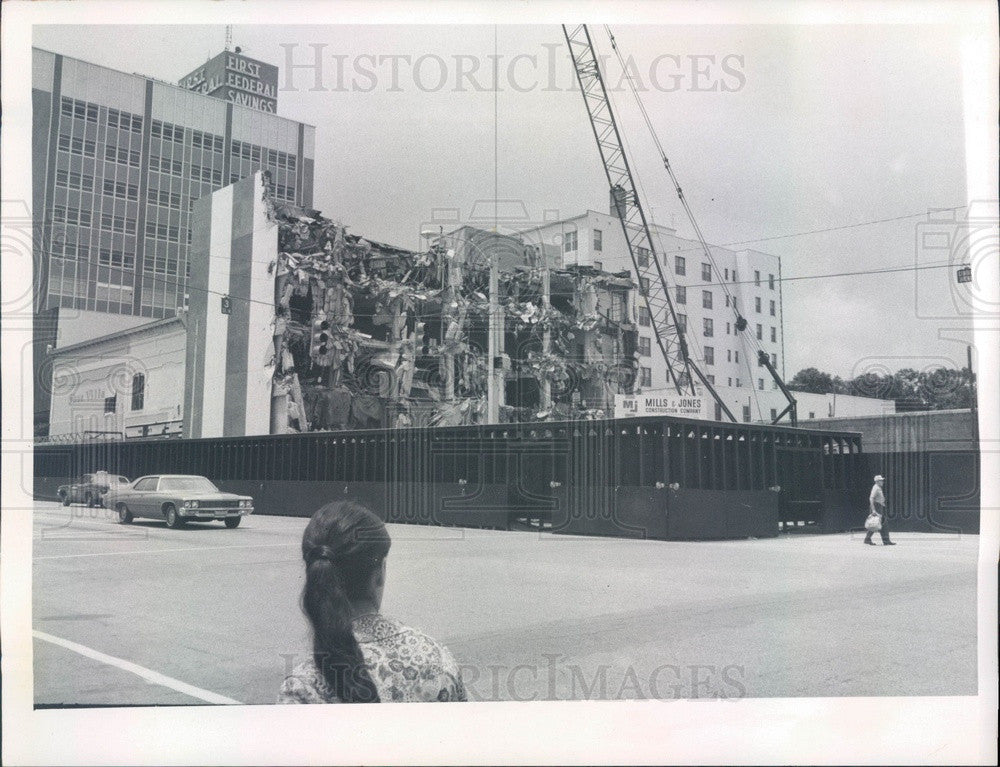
[300,501,391,703]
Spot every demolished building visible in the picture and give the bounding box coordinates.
[184,172,639,438]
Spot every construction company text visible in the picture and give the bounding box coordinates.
[614,393,712,419]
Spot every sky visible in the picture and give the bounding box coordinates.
[31,12,988,379]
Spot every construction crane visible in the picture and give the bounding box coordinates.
[562,24,797,425]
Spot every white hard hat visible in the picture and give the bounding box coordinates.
[874,475,885,482]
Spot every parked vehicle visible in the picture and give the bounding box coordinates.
[105,475,253,529]
[57,472,130,507]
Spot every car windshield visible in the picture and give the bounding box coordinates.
[159,477,218,493]
[113,476,130,484]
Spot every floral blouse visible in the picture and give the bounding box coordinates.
[279,613,467,703]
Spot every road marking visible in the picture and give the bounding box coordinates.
[34,542,298,560]
[32,630,242,705]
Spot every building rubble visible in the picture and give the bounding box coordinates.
[263,197,639,433]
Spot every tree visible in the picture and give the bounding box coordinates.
[788,367,837,394]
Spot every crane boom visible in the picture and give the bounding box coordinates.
[563,24,737,421]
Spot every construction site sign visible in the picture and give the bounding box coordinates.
[614,393,712,420]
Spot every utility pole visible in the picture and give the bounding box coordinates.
[540,267,552,412]
[486,256,503,423]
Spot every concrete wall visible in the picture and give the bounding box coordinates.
[47,319,185,438]
[804,410,979,533]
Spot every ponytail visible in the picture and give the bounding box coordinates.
[300,502,391,703]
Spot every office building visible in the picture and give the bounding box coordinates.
[31,46,315,434]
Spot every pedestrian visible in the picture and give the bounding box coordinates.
[864,474,895,546]
[279,501,467,703]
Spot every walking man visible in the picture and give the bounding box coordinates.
[864,474,895,546]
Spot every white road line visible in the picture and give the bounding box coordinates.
[35,542,298,560]
[32,630,241,705]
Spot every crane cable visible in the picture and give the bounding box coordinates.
[605,25,769,418]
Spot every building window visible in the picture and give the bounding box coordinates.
[759,379,765,390]
[638,306,650,327]
[732,270,737,283]
[703,318,713,337]
[756,323,762,340]
[706,374,715,385]
[735,351,739,364]
[809,412,816,420]
[131,373,145,411]
[726,322,731,335]
[754,270,760,286]
[736,378,741,388]
[701,263,712,282]
[771,353,777,367]
[676,285,686,304]
[638,336,651,357]
[675,256,686,275]
[724,268,729,280]
[640,367,652,387]
[728,378,732,386]
[702,290,712,310]
[727,349,732,362]
[770,408,777,420]
[770,326,777,343]
[742,405,751,422]
[704,346,714,365]
[564,230,578,253]
[104,395,117,414]
[770,300,776,316]
[639,276,650,295]
[637,246,650,267]
[677,313,687,332]
[755,296,761,313]
[769,273,775,290]
[593,229,603,251]
[593,260,603,271]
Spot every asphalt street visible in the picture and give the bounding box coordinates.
[31,501,978,705]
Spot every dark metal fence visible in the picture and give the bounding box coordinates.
[34,416,864,540]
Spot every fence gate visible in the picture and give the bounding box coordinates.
[777,442,824,530]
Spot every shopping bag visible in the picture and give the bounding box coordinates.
[864,512,882,532]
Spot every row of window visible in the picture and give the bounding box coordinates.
[104,179,140,201]
[99,248,136,269]
[107,108,143,133]
[52,205,91,227]
[58,134,96,157]
[105,145,141,167]
[150,155,183,176]
[101,213,136,234]
[151,120,185,143]
[635,365,782,397]
[144,253,180,275]
[192,130,225,153]
[151,189,183,209]
[145,222,180,242]
[55,169,95,192]
[60,97,98,123]
[231,140,298,170]
[190,164,223,185]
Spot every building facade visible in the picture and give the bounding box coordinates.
[46,316,186,440]
[31,47,315,434]
[521,207,789,421]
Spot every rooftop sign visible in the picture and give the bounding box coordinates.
[179,51,278,114]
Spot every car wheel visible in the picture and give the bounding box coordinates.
[117,503,133,524]
[85,492,94,507]
[164,504,185,529]
[224,516,242,529]
[61,493,70,507]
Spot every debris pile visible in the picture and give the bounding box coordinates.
[264,199,638,433]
